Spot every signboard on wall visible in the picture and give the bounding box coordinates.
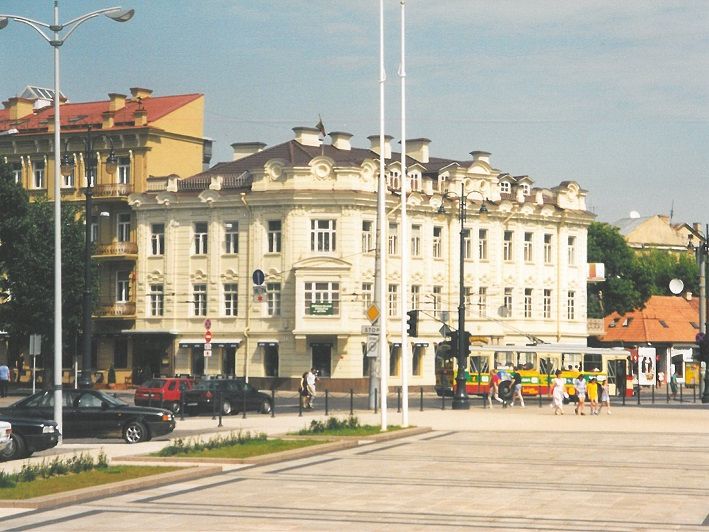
[309,302,334,315]
[637,346,656,386]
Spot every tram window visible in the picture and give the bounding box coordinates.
[494,352,515,369]
[584,354,602,372]
[562,353,582,371]
[469,356,489,374]
[540,357,555,375]
[517,352,537,370]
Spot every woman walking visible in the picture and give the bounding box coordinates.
[551,370,567,415]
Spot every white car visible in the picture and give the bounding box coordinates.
[0,421,11,454]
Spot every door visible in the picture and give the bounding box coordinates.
[607,359,626,396]
[311,344,331,377]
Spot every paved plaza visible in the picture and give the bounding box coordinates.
[0,402,707,530]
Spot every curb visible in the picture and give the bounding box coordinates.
[0,465,222,509]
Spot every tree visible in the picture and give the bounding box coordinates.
[0,162,87,371]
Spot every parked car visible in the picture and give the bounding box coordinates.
[0,416,59,461]
[183,378,273,416]
[134,377,194,414]
[0,421,11,455]
[0,389,175,444]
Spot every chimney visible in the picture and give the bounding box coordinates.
[470,151,491,164]
[367,134,393,159]
[292,126,321,147]
[329,131,353,151]
[102,111,115,129]
[130,87,153,100]
[108,93,126,112]
[3,97,34,121]
[685,292,693,301]
[231,142,267,161]
[133,109,148,127]
[405,138,430,163]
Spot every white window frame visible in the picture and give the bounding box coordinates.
[544,234,553,264]
[478,287,487,317]
[304,281,340,315]
[117,156,130,185]
[503,287,513,317]
[225,221,238,254]
[362,220,374,254]
[499,181,511,194]
[462,229,472,259]
[388,284,399,317]
[268,220,282,253]
[151,223,165,256]
[432,285,442,318]
[524,288,532,318]
[567,236,576,266]
[503,231,513,262]
[33,160,45,189]
[567,290,575,320]
[149,284,164,317]
[267,282,281,317]
[193,284,207,316]
[194,222,208,255]
[524,232,533,262]
[361,282,374,312]
[117,213,131,242]
[410,224,421,257]
[410,284,420,310]
[388,222,399,255]
[432,226,442,258]
[224,283,238,316]
[310,219,336,252]
[478,229,488,260]
[543,289,552,319]
[116,271,130,303]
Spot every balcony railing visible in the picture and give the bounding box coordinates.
[92,184,134,198]
[587,318,605,335]
[93,241,138,257]
[94,301,136,318]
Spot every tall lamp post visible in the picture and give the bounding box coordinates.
[440,184,488,409]
[61,129,118,389]
[0,2,134,430]
[687,226,709,403]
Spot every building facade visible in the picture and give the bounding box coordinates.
[128,127,595,388]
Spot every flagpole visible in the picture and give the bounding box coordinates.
[399,0,409,427]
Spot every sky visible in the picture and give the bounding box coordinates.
[0,0,707,225]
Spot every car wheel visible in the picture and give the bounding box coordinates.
[259,399,272,415]
[0,433,26,461]
[221,400,232,416]
[123,421,149,444]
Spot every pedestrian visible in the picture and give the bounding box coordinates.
[574,373,587,415]
[304,368,318,409]
[510,367,525,408]
[0,362,9,398]
[587,376,599,415]
[551,369,567,415]
[16,352,24,383]
[487,369,503,407]
[299,371,310,408]
[598,378,612,415]
[670,370,678,400]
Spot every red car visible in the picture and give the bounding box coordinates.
[134,377,194,414]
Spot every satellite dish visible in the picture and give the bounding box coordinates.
[497,305,511,318]
[669,278,684,295]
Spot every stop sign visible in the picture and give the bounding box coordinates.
[204,330,213,343]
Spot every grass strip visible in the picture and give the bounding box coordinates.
[292,416,402,436]
[156,438,324,459]
[0,466,179,500]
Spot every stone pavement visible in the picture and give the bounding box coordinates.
[0,403,707,530]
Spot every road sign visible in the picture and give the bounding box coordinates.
[439,324,452,338]
[366,304,380,323]
[361,325,380,335]
[29,334,42,356]
[366,335,378,358]
[252,269,265,286]
[204,319,211,330]
[253,285,267,303]
[204,330,213,343]
[204,342,212,350]
[203,349,212,358]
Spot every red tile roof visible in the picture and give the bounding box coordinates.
[598,295,702,343]
[0,93,202,133]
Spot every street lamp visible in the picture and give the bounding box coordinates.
[439,184,488,409]
[61,129,117,389]
[687,227,709,403]
[0,2,134,427]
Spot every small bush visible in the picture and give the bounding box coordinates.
[157,431,268,456]
[0,452,108,487]
[300,416,360,435]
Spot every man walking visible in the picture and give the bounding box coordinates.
[0,361,10,398]
[305,368,318,409]
[574,373,587,415]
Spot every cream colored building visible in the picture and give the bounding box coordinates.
[128,127,594,388]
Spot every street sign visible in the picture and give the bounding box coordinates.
[204,330,213,343]
[361,325,380,335]
[439,324,452,338]
[366,334,378,358]
[204,319,211,330]
[29,334,42,356]
[252,269,265,286]
[366,304,380,323]
[253,285,267,303]
[203,349,212,358]
[204,342,212,350]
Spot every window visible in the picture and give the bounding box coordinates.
[389,344,400,377]
[462,229,472,259]
[465,287,474,317]
[499,180,511,194]
[90,216,98,244]
[503,230,513,261]
[149,284,164,317]
[304,282,339,315]
[362,221,374,253]
[62,161,74,188]
[268,220,282,253]
[117,157,130,185]
[151,224,165,256]
[543,289,552,319]
[116,271,130,303]
[524,288,532,318]
[412,345,425,376]
[263,345,279,377]
[503,287,513,317]
[223,283,238,316]
[567,236,576,266]
[267,282,281,316]
[410,225,421,257]
[544,234,553,264]
[225,221,238,254]
[117,213,131,242]
[11,163,21,185]
[432,227,442,258]
[388,284,399,317]
[311,219,336,252]
[478,229,488,260]
[361,282,373,311]
[478,287,487,317]
[194,222,208,254]
[33,160,45,189]
[524,232,533,262]
[432,285,442,317]
[388,222,398,255]
[567,290,575,320]
[521,183,530,196]
[193,284,207,316]
[410,284,420,310]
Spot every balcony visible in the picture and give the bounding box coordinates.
[94,301,136,319]
[92,184,134,199]
[587,318,605,336]
[93,241,138,260]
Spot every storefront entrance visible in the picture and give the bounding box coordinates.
[311,343,331,377]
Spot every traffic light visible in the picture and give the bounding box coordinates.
[406,310,419,336]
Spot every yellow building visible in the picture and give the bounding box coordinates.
[0,86,209,383]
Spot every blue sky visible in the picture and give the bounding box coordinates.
[1,0,707,224]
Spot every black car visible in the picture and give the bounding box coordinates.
[0,389,175,444]
[0,415,60,461]
[183,379,273,416]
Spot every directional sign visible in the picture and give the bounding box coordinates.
[252,269,265,286]
[366,334,379,358]
[204,330,213,343]
[361,325,380,335]
[203,349,212,358]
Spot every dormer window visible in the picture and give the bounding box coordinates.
[499,181,511,194]
[520,183,531,196]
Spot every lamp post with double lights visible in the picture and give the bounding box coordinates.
[61,129,118,389]
[0,1,134,430]
[687,226,709,403]
[439,184,488,409]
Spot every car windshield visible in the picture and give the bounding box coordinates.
[96,392,128,407]
[140,379,166,389]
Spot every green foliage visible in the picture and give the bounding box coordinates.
[157,431,267,456]
[300,416,360,434]
[0,452,107,488]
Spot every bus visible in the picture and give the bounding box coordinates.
[435,343,632,400]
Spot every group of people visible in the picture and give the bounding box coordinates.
[551,370,611,416]
[299,367,319,409]
[486,367,526,408]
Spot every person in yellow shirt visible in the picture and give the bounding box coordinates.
[587,376,599,415]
